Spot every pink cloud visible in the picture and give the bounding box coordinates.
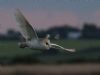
[24,11,81,29]
[0,9,18,33]
[0,10,81,33]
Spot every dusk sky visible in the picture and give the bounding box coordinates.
[0,0,100,33]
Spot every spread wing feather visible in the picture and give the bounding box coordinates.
[15,9,38,40]
[51,43,75,52]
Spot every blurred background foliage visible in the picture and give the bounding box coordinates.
[1,23,100,40]
[0,23,100,65]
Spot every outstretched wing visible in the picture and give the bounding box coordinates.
[51,43,75,52]
[15,9,38,40]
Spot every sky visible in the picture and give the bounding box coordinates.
[0,0,100,33]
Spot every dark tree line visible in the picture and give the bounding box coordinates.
[0,29,21,40]
[81,23,100,39]
[0,23,100,40]
[37,25,80,39]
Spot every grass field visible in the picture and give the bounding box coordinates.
[1,40,100,56]
[0,40,100,64]
[0,40,100,75]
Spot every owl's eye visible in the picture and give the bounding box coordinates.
[46,42,49,45]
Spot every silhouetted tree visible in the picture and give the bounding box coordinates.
[81,23,100,39]
[6,29,21,40]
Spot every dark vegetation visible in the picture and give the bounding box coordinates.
[0,40,100,65]
[0,23,100,40]
[0,23,100,65]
